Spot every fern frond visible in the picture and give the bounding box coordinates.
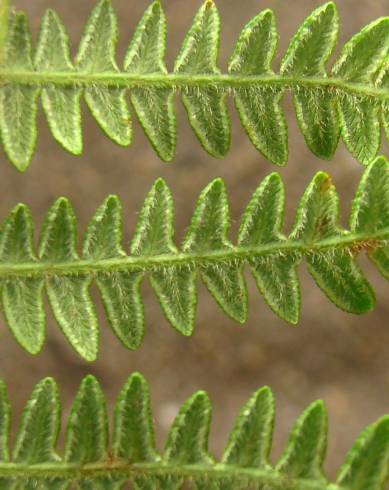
[0,373,387,489]
[1,156,389,360]
[0,0,388,169]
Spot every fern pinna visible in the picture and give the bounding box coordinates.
[0,0,388,170]
[0,372,386,489]
[1,155,389,360]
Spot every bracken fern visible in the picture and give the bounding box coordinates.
[0,372,387,489]
[0,0,388,170]
[1,156,389,360]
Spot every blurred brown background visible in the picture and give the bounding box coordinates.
[0,0,388,479]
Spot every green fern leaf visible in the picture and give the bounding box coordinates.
[221,386,274,468]
[164,391,213,466]
[125,1,175,162]
[131,179,196,335]
[281,2,340,159]
[0,205,45,354]
[229,10,288,165]
[0,374,387,489]
[332,18,389,163]
[2,157,389,358]
[238,173,300,323]
[350,156,389,282]
[76,0,131,147]
[216,386,274,490]
[39,199,99,361]
[276,401,327,480]
[83,196,145,350]
[83,195,124,260]
[112,373,159,463]
[182,179,247,323]
[0,11,38,171]
[13,378,59,464]
[336,416,389,490]
[98,271,145,350]
[35,9,82,155]
[174,1,230,158]
[1,1,388,169]
[290,172,375,314]
[64,376,108,464]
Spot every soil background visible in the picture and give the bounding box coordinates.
[1,0,389,481]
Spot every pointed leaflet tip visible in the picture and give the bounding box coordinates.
[164,390,213,465]
[349,155,389,233]
[222,385,275,468]
[113,372,159,463]
[130,177,175,256]
[52,196,72,210]
[82,193,123,260]
[13,377,60,464]
[128,371,148,386]
[228,7,277,75]
[153,177,169,191]
[79,374,99,390]
[280,1,338,76]
[104,194,121,207]
[42,8,62,29]
[182,177,229,252]
[11,203,30,218]
[97,0,112,9]
[332,16,389,82]
[65,375,108,464]
[0,202,34,260]
[277,399,328,479]
[321,1,338,13]
[336,415,389,490]
[206,177,226,193]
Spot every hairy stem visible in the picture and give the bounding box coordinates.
[0,230,387,278]
[0,71,387,100]
[0,461,339,489]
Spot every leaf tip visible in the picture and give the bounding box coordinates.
[82,349,99,363]
[208,177,226,192]
[321,1,338,14]
[37,377,58,392]
[53,196,71,208]
[312,171,333,193]
[80,374,100,391]
[103,194,121,210]
[152,0,162,9]
[304,399,328,424]
[190,390,211,410]
[12,156,32,173]
[204,0,215,9]
[310,399,326,412]
[153,177,169,192]
[371,155,389,169]
[127,371,148,389]
[11,202,30,218]
[255,385,275,403]
[266,171,283,185]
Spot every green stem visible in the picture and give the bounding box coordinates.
[0,229,387,278]
[0,71,387,100]
[0,461,339,489]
